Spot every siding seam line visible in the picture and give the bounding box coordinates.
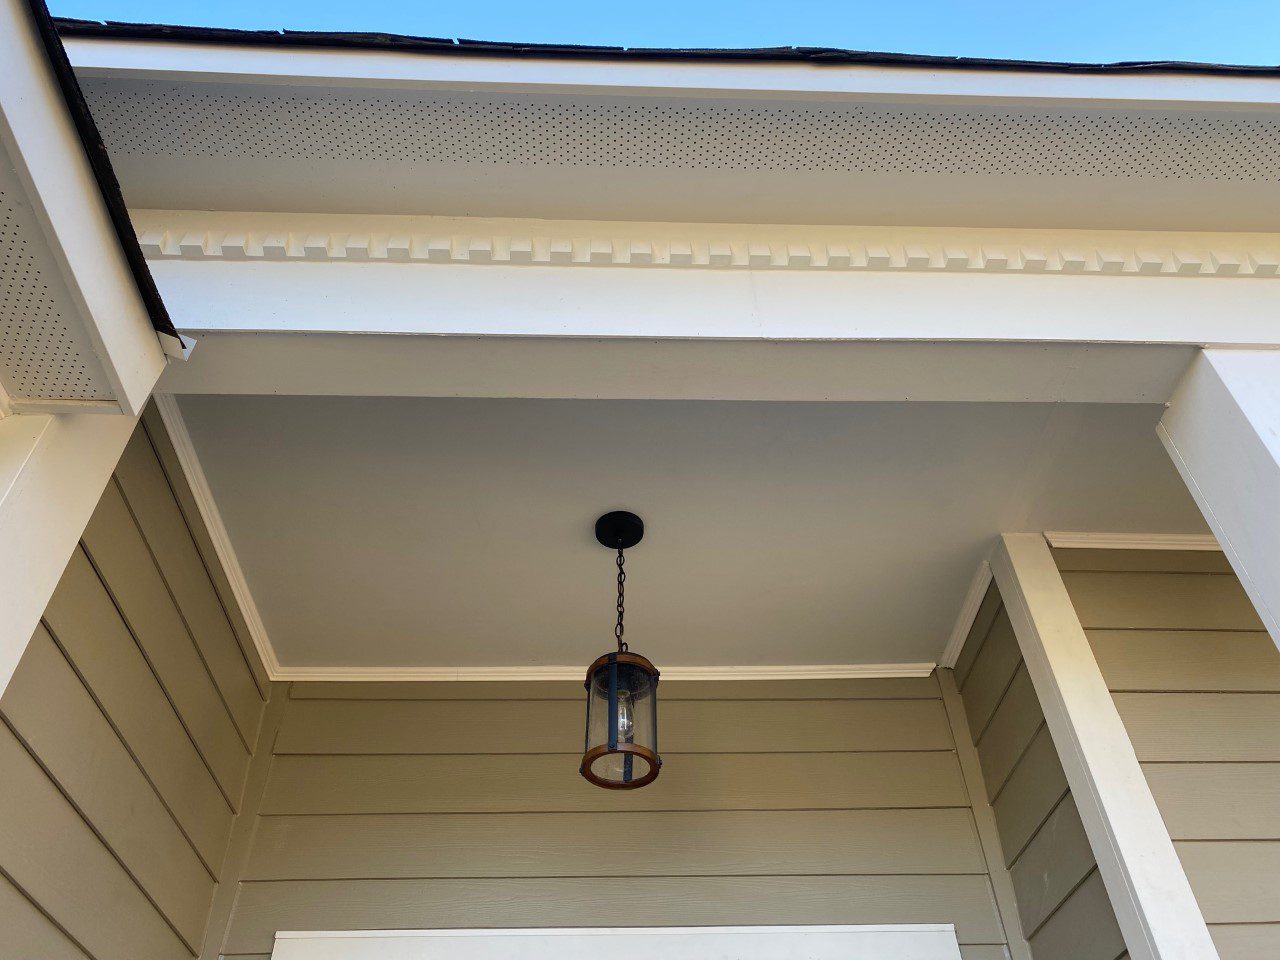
[0,711,201,955]
[0,863,96,960]
[37,609,220,879]
[101,472,254,754]
[971,656,1025,744]
[1022,864,1101,941]
[79,503,246,810]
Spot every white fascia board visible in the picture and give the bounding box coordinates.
[0,1,164,415]
[65,36,1280,109]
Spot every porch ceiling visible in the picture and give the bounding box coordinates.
[178,394,1206,672]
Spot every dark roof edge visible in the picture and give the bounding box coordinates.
[31,5,177,341]
[54,17,1280,77]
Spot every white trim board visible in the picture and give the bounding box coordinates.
[134,210,1280,279]
[269,662,939,683]
[146,256,1280,347]
[1044,531,1221,550]
[991,533,1218,960]
[159,335,1196,406]
[271,925,963,960]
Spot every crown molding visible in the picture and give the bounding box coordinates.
[152,392,283,678]
[1044,531,1222,550]
[269,662,938,682]
[133,210,1280,279]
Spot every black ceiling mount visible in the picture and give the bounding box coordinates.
[595,511,644,550]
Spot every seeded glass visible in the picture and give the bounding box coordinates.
[581,655,660,788]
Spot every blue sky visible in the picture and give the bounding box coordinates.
[52,0,1280,65]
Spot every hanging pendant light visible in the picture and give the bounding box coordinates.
[580,511,662,790]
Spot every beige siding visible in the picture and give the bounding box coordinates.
[246,808,987,879]
[221,674,1012,956]
[1057,547,1280,958]
[0,412,268,960]
[262,750,968,814]
[955,587,1124,960]
[276,696,953,754]
[1024,870,1126,960]
[114,427,265,744]
[0,874,89,960]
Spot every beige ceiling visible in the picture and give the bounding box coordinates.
[179,395,1206,670]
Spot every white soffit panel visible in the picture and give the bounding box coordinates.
[0,144,114,404]
[79,78,1280,229]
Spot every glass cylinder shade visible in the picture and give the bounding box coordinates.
[580,651,661,789]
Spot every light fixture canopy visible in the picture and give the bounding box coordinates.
[580,511,661,790]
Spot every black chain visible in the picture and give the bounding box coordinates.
[614,548,627,653]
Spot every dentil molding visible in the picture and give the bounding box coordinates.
[134,210,1280,278]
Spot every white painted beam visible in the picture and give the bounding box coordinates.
[0,411,137,695]
[1159,349,1280,646]
[158,333,1194,404]
[991,533,1219,960]
[0,0,164,415]
[65,36,1280,109]
[148,256,1280,346]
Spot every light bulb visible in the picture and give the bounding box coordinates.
[616,688,635,743]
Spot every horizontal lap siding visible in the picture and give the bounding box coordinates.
[956,589,1123,960]
[275,697,953,754]
[1061,548,1280,960]
[246,808,987,879]
[0,414,267,960]
[225,675,1008,955]
[262,750,968,814]
[114,426,265,744]
[0,874,87,960]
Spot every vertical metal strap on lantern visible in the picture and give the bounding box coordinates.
[607,652,619,752]
[580,511,662,790]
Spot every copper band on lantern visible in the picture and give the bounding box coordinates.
[580,650,661,789]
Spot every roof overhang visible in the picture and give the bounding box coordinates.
[0,2,173,414]
[61,28,1280,231]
